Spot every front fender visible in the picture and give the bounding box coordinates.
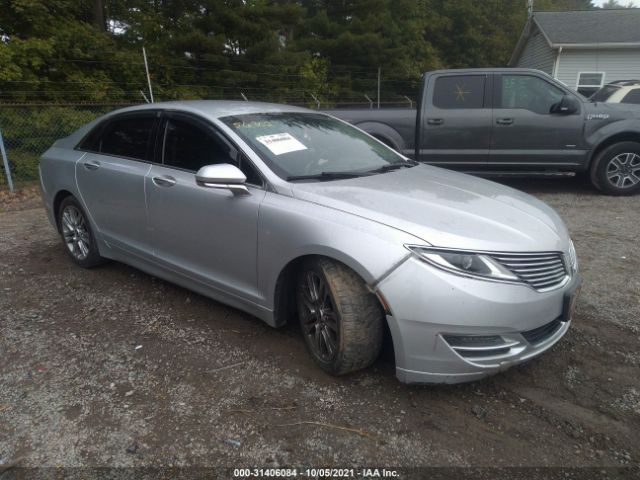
[257,192,420,313]
[586,119,640,163]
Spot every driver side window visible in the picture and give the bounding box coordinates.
[162,116,263,186]
[163,117,234,172]
[499,75,564,115]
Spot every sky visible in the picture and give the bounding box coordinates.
[592,0,640,6]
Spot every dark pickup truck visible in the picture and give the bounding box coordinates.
[329,68,640,195]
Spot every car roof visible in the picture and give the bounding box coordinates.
[109,100,313,120]
[605,80,640,87]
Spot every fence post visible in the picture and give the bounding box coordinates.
[0,128,14,193]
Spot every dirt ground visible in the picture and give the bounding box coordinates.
[0,176,639,475]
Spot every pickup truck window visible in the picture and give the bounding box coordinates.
[432,75,485,109]
[498,75,564,115]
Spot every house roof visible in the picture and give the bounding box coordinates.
[534,9,640,45]
[509,9,640,66]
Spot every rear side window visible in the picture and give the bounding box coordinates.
[77,124,103,152]
[100,115,155,160]
[432,75,486,109]
[621,88,640,104]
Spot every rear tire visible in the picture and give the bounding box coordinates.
[57,196,103,268]
[590,141,640,195]
[296,257,384,376]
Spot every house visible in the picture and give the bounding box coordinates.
[509,9,640,97]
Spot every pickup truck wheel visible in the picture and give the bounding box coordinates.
[591,142,640,195]
[296,257,384,376]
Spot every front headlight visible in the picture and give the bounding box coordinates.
[406,246,519,282]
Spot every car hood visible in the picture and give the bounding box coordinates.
[290,165,570,252]
[589,101,640,118]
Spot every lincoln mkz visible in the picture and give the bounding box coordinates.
[39,101,581,384]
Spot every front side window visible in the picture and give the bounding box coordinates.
[576,72,605,97]
[432,75,486,109]
[100,115,155,160]
[499,75,564,115]
[621,88,640,104]
[163,117,233,172]
[163,116,263,186]
[221,112,405,179]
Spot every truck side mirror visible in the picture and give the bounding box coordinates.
[551,94,579,115]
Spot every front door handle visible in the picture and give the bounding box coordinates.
[83,161,101,170]
[152,175,176,187]
[427,118,444,126]
[496,117,514,125]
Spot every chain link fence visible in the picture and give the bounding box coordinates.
[0,103,135,191]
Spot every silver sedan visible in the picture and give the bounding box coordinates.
[39,101,581,384]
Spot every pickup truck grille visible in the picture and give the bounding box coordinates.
[489,252,568,291]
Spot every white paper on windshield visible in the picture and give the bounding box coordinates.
[256,133,307,155]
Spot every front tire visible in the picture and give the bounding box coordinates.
[590,141,640,195]
[296,257,384,376]
[57,196,103,268]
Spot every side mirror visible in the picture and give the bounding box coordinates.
[196,163,249,195]
[551,94,580,115]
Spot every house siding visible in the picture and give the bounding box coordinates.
[556,49,640,89]
[515,28,555,75]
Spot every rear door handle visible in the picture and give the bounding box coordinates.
[427,118,444,126]
[496,118,514,125]
[83,161,101,170]
[152,175,176,187]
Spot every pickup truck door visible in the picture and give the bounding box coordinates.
[417,73,492,166]
[489,73,587,168]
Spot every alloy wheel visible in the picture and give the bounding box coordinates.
[61,205,91,261]
[607,152,640,189]
[300,271,339,362]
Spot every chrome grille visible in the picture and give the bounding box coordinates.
[489,252,569,291]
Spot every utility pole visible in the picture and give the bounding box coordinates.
[0,128,14,193]
[142,47,154,103]
[377,67,381,109]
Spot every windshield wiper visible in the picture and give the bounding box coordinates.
[366,160,418,174]
[286,171,374,182]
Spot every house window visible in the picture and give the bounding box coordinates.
[576,72,605,97]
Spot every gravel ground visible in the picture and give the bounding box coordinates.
[0,176,639,475]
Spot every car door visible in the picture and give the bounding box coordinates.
[489,73,586,168]
[145,112,266,301]
[417,73,492,167]
[75,111,158,256]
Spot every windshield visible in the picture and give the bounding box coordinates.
[590,85,619,102]
[221,112,406,180]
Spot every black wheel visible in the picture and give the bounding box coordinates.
[296,257,384,376]
[590,141,640,195]
[57,196,103,268]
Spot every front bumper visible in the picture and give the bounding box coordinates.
[377,256,580,384]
